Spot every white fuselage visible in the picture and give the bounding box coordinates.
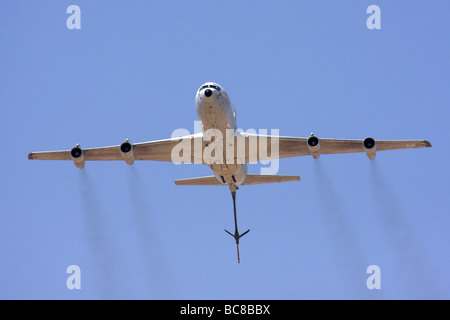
[195,82,247,188]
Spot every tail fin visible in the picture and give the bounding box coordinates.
[174,174,300,186]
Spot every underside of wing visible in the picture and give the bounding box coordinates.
[28,132,431,167]
[319,138,431,154]
[28,134,207,164]
[240,133,431,161]
[28,145,121,161]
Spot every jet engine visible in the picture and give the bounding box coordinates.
[120,139,135,165]
[307,134,320,159]
[70,144,85,168]
[363,137,376,159]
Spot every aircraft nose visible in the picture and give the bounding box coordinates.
[204,89,212,97]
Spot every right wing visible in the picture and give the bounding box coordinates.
[28,133,207,163]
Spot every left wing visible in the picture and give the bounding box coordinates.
[238,133,431,161]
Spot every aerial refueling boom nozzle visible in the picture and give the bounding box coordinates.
[225,190,250,263]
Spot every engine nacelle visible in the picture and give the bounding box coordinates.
[120,139,135,165]
[70,144,85,169]
[363,137,376,159]
[307,134,320,159]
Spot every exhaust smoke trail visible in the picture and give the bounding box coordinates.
[127,166,174,299]
[368,161,442,298]
[79,170,123,298]
[313,161,369,298]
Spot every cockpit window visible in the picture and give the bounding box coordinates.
[199,84,222,91]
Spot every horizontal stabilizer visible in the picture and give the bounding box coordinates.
[242,174,300,185]
[174,176,222,186]
[174,174,300,186]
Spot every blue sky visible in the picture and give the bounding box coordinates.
[1,1,449,299]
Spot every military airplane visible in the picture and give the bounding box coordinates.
[28,82,431,262]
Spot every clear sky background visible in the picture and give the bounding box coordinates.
[1,1,449,299]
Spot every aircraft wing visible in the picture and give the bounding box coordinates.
[319,139,431,154]
[28,133,206,163]
[28,132,431,166]
[240,133,431,162]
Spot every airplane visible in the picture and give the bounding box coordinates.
[28,82,432,263]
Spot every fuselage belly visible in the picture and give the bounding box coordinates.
[195,82,247,188]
